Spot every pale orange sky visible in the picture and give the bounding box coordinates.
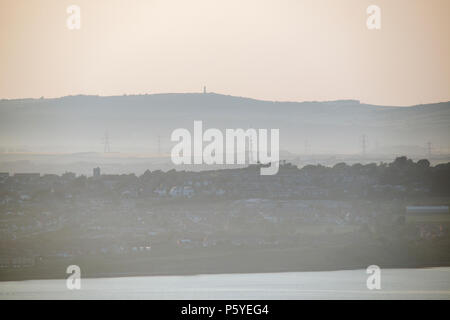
[0,0,449,106]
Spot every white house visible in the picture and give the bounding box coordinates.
[169,186,195,198]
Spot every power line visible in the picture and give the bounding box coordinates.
[427,141,432,158]
[157,135,161,156]
[362,134,367,156]
[102,131,111,153]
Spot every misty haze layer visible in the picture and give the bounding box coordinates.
[0,93,449,154]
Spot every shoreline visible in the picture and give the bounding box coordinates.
[2,265,450,283]
[2,242,449,282]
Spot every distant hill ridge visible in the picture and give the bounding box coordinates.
[0,93,449,154]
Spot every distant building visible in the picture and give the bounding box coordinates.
[41,174,59,183]
[154,187,167,197]
[62,172,76,180]
[169,186,194,198]
[93,167,101,177]
[13,173,40,182]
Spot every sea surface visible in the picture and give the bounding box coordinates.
[0,268,449,299]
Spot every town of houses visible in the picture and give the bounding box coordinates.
[0,157,448,268]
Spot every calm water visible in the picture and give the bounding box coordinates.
[0,268,449,299]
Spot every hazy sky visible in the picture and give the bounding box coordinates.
[0,0,449,106]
